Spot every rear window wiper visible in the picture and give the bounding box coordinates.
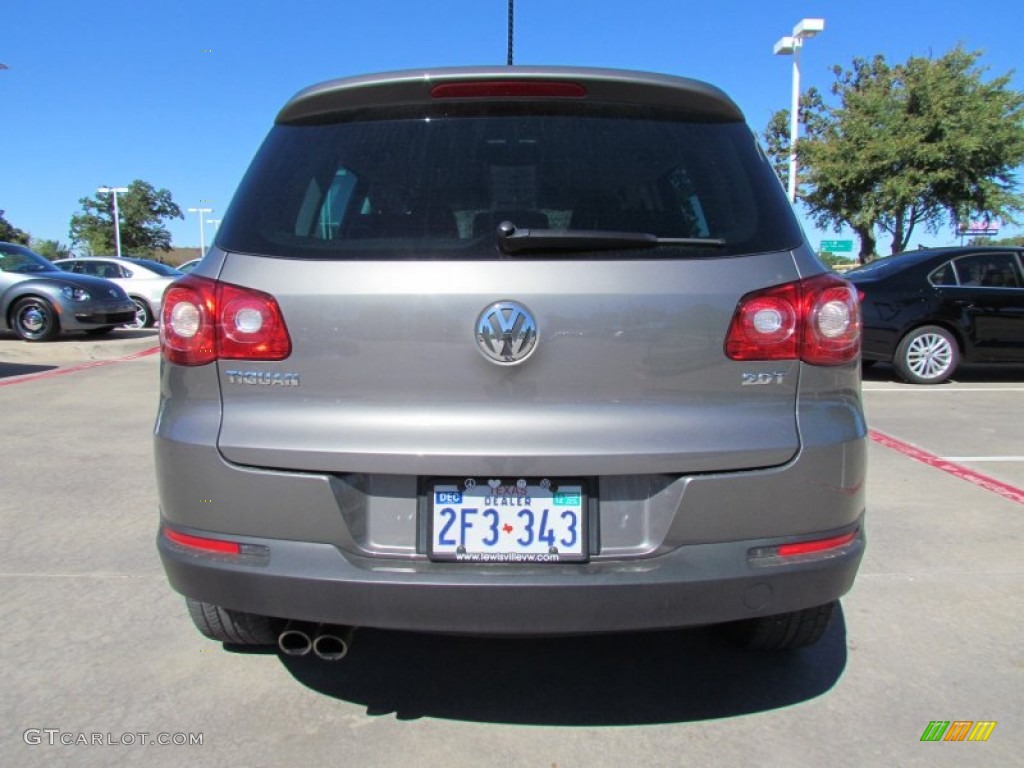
[495,221,726,254]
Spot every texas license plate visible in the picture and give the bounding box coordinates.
[429,478,587,563]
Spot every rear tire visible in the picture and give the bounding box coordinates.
[725,601,835,651]
[893,325,958,384]
[185,597,282,645]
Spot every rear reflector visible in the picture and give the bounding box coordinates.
[163,528,241,555]
[777,530,859,557]
[430,81,587,99]
[749,529,860,566]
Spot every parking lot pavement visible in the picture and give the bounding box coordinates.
[863,362,1024,491]
[1,352,1021,767]
[0,329,160,382]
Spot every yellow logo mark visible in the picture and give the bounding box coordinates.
[968,722,997,742]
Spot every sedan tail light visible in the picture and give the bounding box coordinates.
[161,276,291,366]
[725,274,861,365]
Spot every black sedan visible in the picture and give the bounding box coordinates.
[847,246,1024,383]
[0,242,137,341]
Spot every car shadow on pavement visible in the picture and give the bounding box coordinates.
[0,362,57,380]
[271,606,849,725]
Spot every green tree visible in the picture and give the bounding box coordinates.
[765,46,1024,262]
[29,238,74,260]
[968,234,1024,246]
[818,251,858,270]
[0,209,30,244]
[69,180,183,255]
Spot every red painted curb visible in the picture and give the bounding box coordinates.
[0,346,160,388]
[870,429,1024,506]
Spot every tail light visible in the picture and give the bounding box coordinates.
[725,274,861,365]
[161,276,291,366]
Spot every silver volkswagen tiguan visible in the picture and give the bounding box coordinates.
[155,66,866,656]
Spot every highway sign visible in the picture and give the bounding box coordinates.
[820,239,853,252]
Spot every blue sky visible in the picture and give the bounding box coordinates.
[3,0,1023,254]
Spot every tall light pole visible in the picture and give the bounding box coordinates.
[97,186,130,257]
[188,207,213,255]
[773,18,825,203]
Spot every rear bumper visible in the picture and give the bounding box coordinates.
[158,520,864,634]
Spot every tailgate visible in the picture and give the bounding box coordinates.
[215,252,801,476]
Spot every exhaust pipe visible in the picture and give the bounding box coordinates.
[277,623,316,657]
[312,626,356,661]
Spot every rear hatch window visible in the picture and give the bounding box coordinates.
[217,105,800,260]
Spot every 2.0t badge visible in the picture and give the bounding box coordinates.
[476,301,538,365]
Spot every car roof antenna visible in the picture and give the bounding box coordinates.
[507,0,514,66]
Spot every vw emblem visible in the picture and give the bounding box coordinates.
[475,301,538,365]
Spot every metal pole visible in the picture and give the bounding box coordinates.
[787,43,801,203]
[112,191,123,258]
[188,207,213,255]
[775,19,823,204]
[99,186,129,257]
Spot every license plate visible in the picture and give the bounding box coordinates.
[429,478,588,563]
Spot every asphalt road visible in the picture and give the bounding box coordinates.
[1,331,1021,767]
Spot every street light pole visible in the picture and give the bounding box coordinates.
[188,207,213,255]
[773,18,825,203]
[97,186,130,257]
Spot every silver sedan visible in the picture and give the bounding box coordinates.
[55,256,183,328]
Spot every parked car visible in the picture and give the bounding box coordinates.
[155,66,866,656]
[1,242,136,341]
[177,259,202,273]
[848,246,1024,384]
[54,256,183,328]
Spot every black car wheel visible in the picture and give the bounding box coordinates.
[126,297,153,328]
[725,601,835,650]
[893,325,959,384]
[11,297,60,342]
[185,597,282,645]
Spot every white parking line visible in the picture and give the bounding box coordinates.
[941,457,1024,462]
[863,386,1024,392]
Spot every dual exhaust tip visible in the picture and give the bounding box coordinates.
[278,624,355,661]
